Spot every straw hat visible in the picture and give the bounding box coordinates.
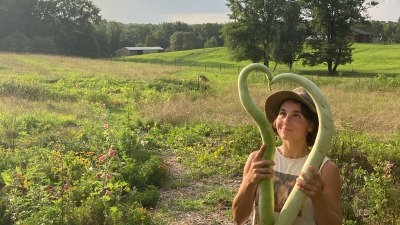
[264,87,317,123]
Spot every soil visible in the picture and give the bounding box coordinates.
[153,153,252,225]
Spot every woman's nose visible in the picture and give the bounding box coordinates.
[283,115,292,124]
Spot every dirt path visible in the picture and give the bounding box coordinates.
[153,153,244,225]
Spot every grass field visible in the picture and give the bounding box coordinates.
[0,43,399,224]
[121,43,400,76]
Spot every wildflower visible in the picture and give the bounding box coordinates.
[108,148,116,157]
[63,184,71,191]
[105,189,110,195]
[385,161,395,178]
[105,173,112,180]
[99,154,107,162]
[140,140,149,146]
[102,103,107,109]
[103,123,109,129]
[96,172,102,178]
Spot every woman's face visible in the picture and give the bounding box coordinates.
[275,100,314,143]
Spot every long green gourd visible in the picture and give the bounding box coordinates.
[238,63,276,225]
[238,64,334,225]
[272,72,334,225]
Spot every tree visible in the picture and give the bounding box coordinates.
[395,18,400,43]
[224,0,286,66]
[204,36,219,48]
[0,0,50,51]
[222,22,265,63]
[146,22,191,49]
[0,0,42,39]
[169,31,202,51]
[93,20,111,56]
[38,0,101,56]
[301,0,378,74]
[0,31,30,51]
[382,21,398,43]
[126,23,158,46]
[272,0,306,70]
[192,23,225,47]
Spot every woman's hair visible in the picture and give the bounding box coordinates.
[272,99,319,146]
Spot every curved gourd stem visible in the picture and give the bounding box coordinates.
[238,66,334,225]
[238,63,276,225]
[271,73,334,225]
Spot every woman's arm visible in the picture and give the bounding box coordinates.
[232,145,275,225]
[297,161,342,225]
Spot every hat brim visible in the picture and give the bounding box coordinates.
[264,90,317,123]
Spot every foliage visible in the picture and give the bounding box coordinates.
[204,36,220,48]
[301,0,378,74]
[0,0,399,63]
[0,51,399,224]
[224,0,287,66]
[0,1,225,57]
[160,123,261,178]
[222,22,265,63]
[329,130,400,224]
[0,102,169,224]
[0,0,44,40]
[272,1,306,70]
[169,31,203,51]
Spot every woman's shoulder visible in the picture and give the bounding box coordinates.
[322,159,339,170]
[320,160,340,177]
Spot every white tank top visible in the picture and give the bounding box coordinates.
[252,148,330,225]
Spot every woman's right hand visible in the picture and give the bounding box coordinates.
[232,144,275,224]
[244,144,275,185]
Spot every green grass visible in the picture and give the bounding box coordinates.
[348,43,400,75]
[120,43,400,76]
[0,45,399,224]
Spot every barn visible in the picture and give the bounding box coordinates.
[350,28,374,43]
[115,47,165,57]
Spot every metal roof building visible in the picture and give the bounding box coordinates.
[115,47,164,57]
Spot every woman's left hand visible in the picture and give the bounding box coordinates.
[296,166,323,200]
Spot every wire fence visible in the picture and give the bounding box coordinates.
[1,47,399,88]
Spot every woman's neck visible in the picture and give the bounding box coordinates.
[278,141,310,159]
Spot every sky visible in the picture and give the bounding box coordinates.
[91,0,399,24]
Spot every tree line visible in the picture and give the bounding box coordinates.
[0,0,224,57]
[0,0,399,73]
[223,0,400,74]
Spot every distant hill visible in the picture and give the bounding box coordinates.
[117,43,400,76]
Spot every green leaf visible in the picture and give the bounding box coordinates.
[1,171,13,186]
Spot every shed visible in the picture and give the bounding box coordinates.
[115,47,164,57]
[350,28,374,43]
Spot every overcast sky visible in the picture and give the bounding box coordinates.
[91,0,399,24]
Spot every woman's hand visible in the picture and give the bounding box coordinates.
[296,166,323,199]
[244,144,275,186]
[298,162,343,225]
[232,144,275,225]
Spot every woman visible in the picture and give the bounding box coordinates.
[232,87,342,225]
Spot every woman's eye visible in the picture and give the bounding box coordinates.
[293,114,301,119]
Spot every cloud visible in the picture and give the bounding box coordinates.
[92,0,230,24]
[92,0,398,24]
[367,0,400,21]
[165,13,230,24]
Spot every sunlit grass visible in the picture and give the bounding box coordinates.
[122,43,400,76]
[0,49,399,224]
